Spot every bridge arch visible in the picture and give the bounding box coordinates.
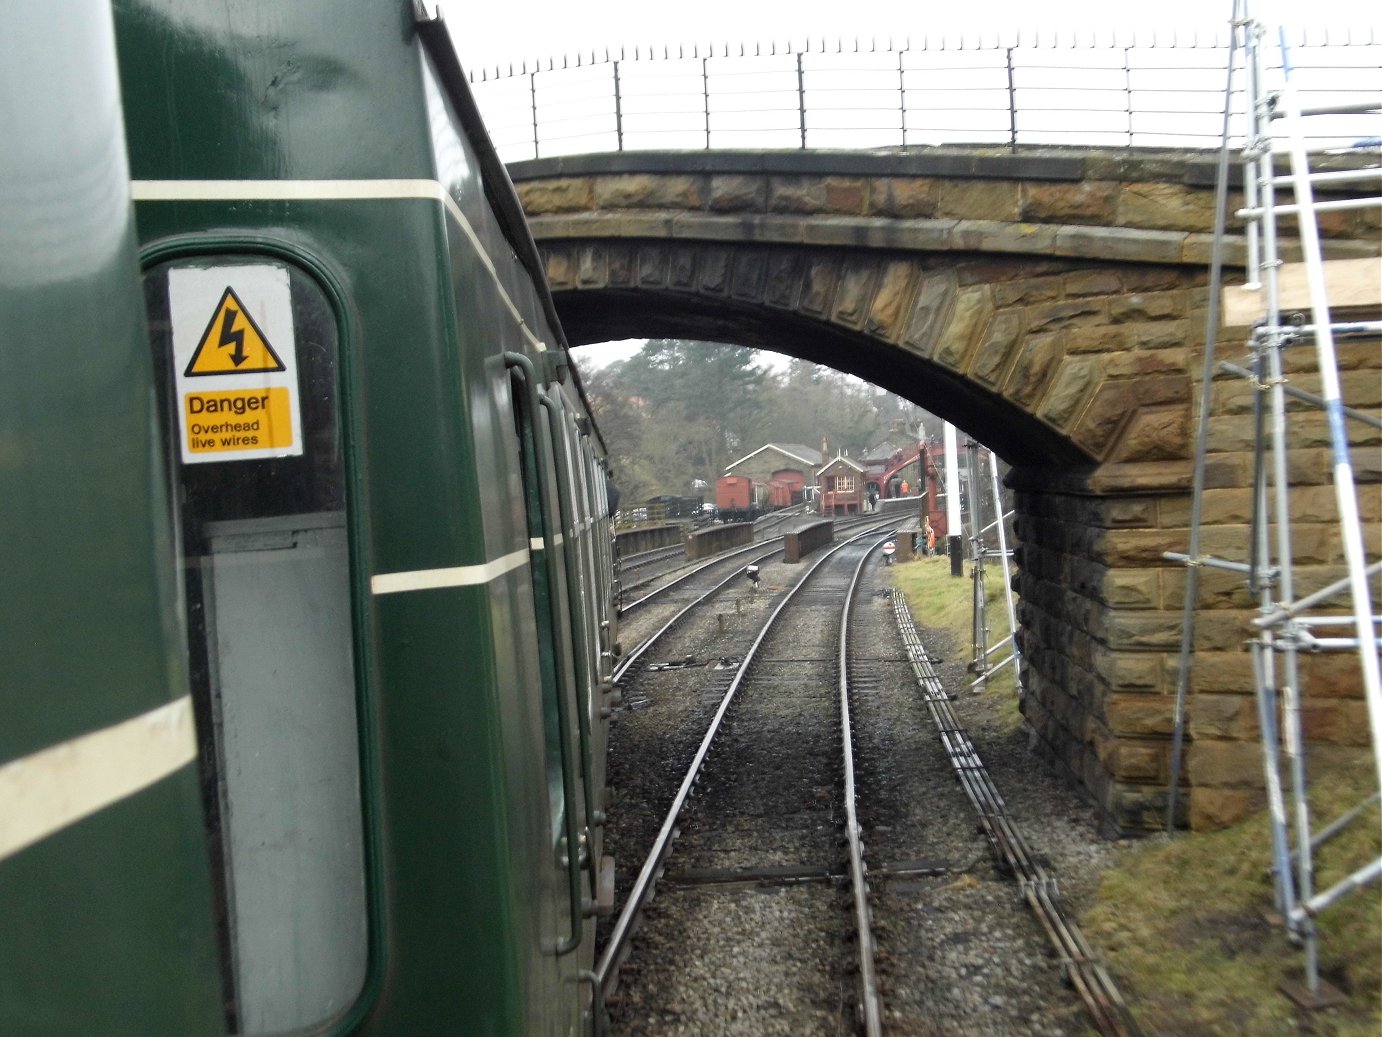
[545,236,1194,469]
[513,148,1381,832]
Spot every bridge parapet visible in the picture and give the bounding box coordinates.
[514,148,1381,265]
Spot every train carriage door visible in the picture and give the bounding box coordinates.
[538,393,605,870]
[143,258,369,1035]
[504,354,595,1032]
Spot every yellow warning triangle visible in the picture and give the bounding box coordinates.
[184,286,287,377]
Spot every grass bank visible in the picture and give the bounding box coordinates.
[890,551,1018,707]
[1081,767,1381,1037]
[890,554,1382,1036]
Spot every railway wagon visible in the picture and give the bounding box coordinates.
[714,474,759,523]
[767,469,807,509]
[3,2,619,1035]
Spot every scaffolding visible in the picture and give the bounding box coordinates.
[965,439,1022,697]
[1166,0,1382,1007]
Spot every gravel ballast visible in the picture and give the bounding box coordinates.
[601,539,1120,1036]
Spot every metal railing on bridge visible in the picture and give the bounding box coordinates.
[466,29,1381,162]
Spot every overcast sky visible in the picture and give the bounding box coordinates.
[452,0,1376,73]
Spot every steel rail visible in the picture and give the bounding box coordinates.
[594,524,894,1003]
[838,535,893,1037]
[618,509,902,615]
[893,590,1145,1037]
[617,543,685,572]
[618,535,784,614]
[611,541,785,683]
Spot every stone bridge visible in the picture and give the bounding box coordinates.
[507,147,1381,832]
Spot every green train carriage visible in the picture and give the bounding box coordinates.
[0,3,227,1031]
[2,1,619,1033]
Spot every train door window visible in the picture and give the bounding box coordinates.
[143,258,367,1034]
[507,368,569,843]
[557,421,593,676]
[575,444,602,657]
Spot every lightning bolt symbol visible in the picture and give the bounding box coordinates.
[218,305,248,367]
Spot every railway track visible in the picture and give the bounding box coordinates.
[598,516,1139,1036]
[617,537,780,616]
[596,529,895,1035]
[618,542,685,577]
[616,505,915,613]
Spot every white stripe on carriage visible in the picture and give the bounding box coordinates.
[0,696,197,863]
[130,178,545,351]
[370,548,530,595]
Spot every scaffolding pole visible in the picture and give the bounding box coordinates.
[965,442,1021,696]
[1166,0,1382,1007]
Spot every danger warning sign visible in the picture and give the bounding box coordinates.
[184,286,287,377]
[169,265,303,464]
